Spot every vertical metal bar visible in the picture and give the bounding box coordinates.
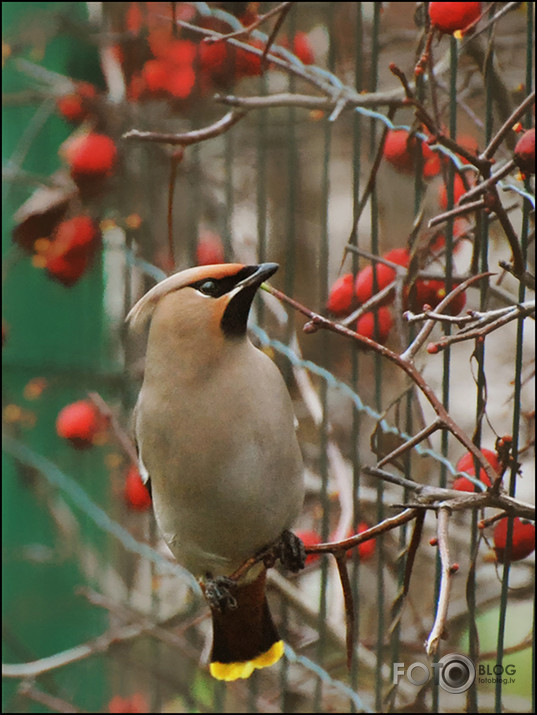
[282,9,298,710]
[256,72,269,328]
[496,4,533,707]
[314,7,334,710]
[365,5,386,711]
[350,4,364,709]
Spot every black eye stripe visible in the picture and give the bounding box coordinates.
[189,266,257,298]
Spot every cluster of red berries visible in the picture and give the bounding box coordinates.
[108,3,315,105]
[14,126,117,287]
[383,129,480,212]
[32,215,102,287]
[451,447,535,563]
[56,400,152,511]
[326,246,466,343]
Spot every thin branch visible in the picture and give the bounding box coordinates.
[401,272,493,361]
[122,110,247,146]
[262,281,500,488]
[426,507,454,654]
[428,198,486,228]
[362,466,535,520]
[260,2,294,68]
[203,2,293,45]
[481,89,536,160]
[215,90,408,111]
[334,552,355,670]
[377,419,444,469]
[426,301,535,353]
[458,160,516,205]
[18,683,85,714]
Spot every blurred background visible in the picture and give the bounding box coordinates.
[2,2,535,712]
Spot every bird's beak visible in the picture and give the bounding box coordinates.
[236,262,279,291]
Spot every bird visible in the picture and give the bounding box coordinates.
[127,262,305,681]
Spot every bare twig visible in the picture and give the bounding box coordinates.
[426,507,454,654]
[401,272,492,361]
[377,419,444,469]
[122,110,247,146]
[481,89,536,160]
[428,198,486,228]
[262,282,500,488]
[18,682,85,714]
[426,301,535,353]
[204,2,293,44]
[334,552,355,670]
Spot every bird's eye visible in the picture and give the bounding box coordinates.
[198,280,218,296]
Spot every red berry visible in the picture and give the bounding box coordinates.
[429,2,481,35]
[493,517,535,563]
[355,249,409,305]
[108,693,150,714]
[167,64,196,99]
[45,252,91,287]
[356,306,393,343]
[452,474,491,492]
[513,128,535,175]
[404,279,466,315]
[199,40,231,86]
[422,146,443,178]
[63,132,117,179]
[141,59,169,94]
[43,216,100,286]
[56,82,97,123]
[453,448,499,491]
[196,231,225,266]
[126,2,144,35]
[164,39,197,67]
[56,400,103,449]
[439,174,467,209]
[457,448,500,474]
[234,40,264,78]
[327,273,355,315]
[293,32,314,64]
[355,263,395,304]
[296,529,322,565]
[53,216,100,258]
[384,247,411,267]
[383,130,421,173]
[124,465,152,511]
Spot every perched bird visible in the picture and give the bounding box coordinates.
[127,262,305,680]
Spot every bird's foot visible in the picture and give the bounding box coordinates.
[202,576,238,612]
[276,529,306,573]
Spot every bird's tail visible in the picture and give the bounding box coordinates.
[209,569,283,680]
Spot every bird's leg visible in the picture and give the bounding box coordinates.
[275,529,306,573]
[202,576,238,612]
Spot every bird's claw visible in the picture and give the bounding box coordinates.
[203,576,238,612]
[277,529,306,573]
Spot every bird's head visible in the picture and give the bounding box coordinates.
[127,263,278,342]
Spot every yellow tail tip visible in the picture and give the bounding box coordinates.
[210,641,285,681]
